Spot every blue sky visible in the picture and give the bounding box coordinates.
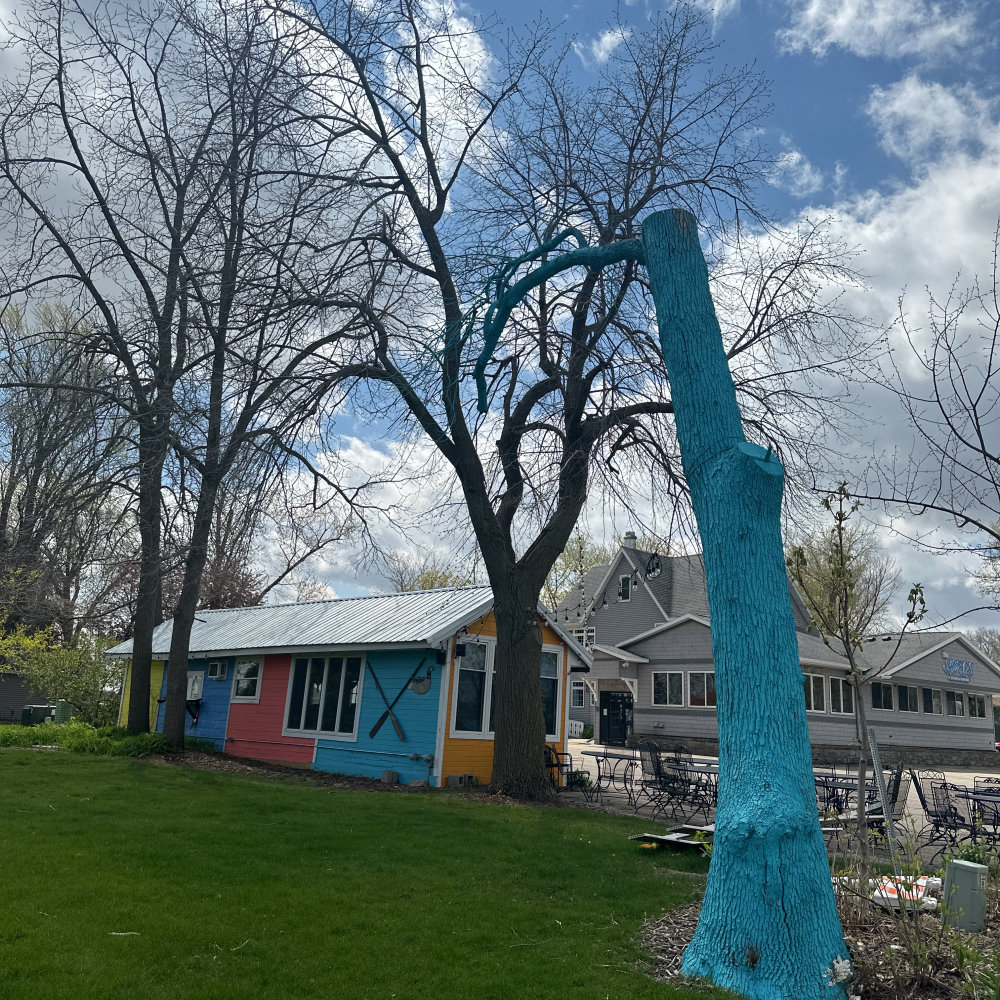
[322,0,1000,632]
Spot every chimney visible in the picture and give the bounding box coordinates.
[623,531,637,549]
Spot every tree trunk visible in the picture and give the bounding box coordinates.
[642,209,848,1000]
[162,472,223,747]
[487,587,554,801]
[126,422,166,735]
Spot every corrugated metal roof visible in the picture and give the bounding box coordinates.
[107,586,496,658]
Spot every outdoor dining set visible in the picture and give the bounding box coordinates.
[546,741,1000,858]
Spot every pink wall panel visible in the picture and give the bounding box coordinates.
[225,652,315,764]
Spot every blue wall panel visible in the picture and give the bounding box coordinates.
[154,657,232,751]
[314,648,441,785]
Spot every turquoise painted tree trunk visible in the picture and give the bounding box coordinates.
[642,210,848,1000]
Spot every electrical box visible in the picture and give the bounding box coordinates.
[942,859,989,932]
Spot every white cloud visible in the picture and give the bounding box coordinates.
[572,27,631,68]
[689,0,742,27]
[766,142,826,197]
[777,0,976,59]
[867,75,997,166]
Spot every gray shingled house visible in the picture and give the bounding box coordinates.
[555,532,1000,764]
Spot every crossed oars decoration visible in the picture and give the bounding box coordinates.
[367,657,430,741]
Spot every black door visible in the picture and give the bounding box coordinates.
[599,690,633,746]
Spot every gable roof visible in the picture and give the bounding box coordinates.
[107,586,591,664]
[556,545,811,630]
[863,631,1000,684]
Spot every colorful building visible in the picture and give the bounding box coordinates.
[109,586,590,786]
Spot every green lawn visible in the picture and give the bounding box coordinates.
[0,750,728,1000]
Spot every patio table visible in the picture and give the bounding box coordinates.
[580,748,638,803]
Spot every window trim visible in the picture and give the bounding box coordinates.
[829,677,854,716]
[231,658,263,704]
[619,575,631,603]
[282,653,365,742]
[688,671,716,709]
[968,692,987,719]
[921,686,943,715]
[896,683,919,713]
[448,638,563,742]
[803,673,826,714]
[651,671,684,707]
[571,679,585,709]
[870,681,894,712]
[945,689,966,718]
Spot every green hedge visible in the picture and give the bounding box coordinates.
[0,719,215,756]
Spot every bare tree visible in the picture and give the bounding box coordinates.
[857,223,1000,621]
[0,0,380,739]
[381,549,472,592]
[283,0,867,798]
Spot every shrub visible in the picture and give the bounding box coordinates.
[0,719,213,757]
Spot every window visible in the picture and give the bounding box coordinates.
[830,678,854,715]
[652,672,684,707]
[453,641,561,739]
[571,680,585,708]
[968,693,987,719]
[286,655,362,736]
[232,659,262,702]
[871,682,893,710]
[922,687,942,715]
[689,672,716,708]
[619,575,631,602]
[186,671,205,700]
[571,626,595,647]
[896,684,919,713]
[803,674,825,712]
[946,690,965,717]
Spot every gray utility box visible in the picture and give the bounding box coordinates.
[942,859,989,932]
[447,773,476,789]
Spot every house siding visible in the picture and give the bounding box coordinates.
[587,554,667,648]
[117,659,165,730]
[226,654,315,764]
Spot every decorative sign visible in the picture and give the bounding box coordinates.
[943,658,975,683]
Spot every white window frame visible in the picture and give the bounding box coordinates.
[830,678,854,715]
[231,658,263,704]
[946,689,966,717]
[571,626,596,647]
[921,687,943,715]
[968,692,987,719]
[619,575,631,602]
[870,681,894,712]
[449,639,563,741]
[571,680,585,709]
[803,674,825,713]
[186,670,206,700]
[896,684,919,713]
[282,653,365,742]
[651,671,684,707]
[688,671,716,709]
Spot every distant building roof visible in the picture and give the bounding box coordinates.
[107,586,592,664]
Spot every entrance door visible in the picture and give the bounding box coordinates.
[599,690,633,746]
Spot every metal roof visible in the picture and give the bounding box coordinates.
[107,586,496,658]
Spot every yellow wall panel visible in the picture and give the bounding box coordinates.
[117,660,164,730]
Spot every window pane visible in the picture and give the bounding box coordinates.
[456,669,485,732]
[705,673,716,707]
[571,682,584,708]
[690,673,706,707]
[843,682,853,715]
[234,660,259,698]
[462,642,487,671]
[830,680,842,714]
[540,651,558,678]
[668,673,683,706]
[803,677,813,712]
[287,658,308,729]
[541,677,557,736]
[337,657,361,733]
[321,658,343,732]
[303,658,325,730]
[620,576,630,601]
[653,674,668,705]
[813,677,825,712]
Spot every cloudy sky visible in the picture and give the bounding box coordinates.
[308,0,999,633]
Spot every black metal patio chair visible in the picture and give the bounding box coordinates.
[544,744,592,797]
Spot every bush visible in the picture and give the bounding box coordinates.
[581,725,594,740]
[0,719,213,757]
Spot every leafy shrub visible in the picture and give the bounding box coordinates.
[581,725,594,739]
[0,719,213,757]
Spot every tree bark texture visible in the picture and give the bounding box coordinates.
[642,209,848,1000]
[126,423,167,734]
[488,589,553,801]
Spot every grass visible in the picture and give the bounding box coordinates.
[0,750,728,1000]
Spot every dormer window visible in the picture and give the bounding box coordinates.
[619,575,631,602]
